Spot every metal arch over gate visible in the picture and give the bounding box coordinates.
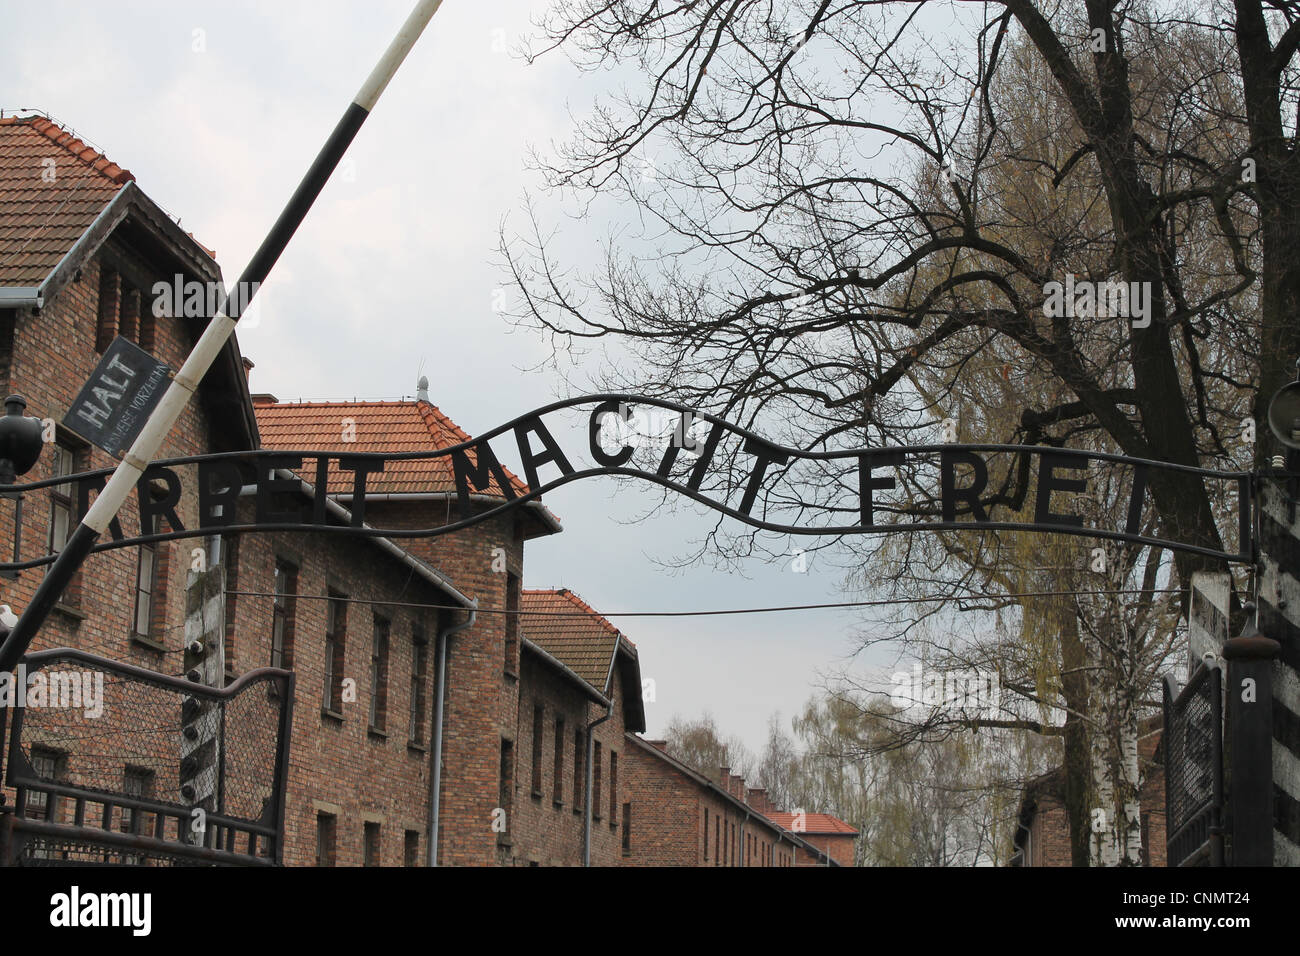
[0,393,1255,575]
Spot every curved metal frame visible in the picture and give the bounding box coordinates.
[0,393,1255,566]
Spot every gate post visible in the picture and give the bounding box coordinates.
[1257,473,1300,863]
[1222,633,1281,865]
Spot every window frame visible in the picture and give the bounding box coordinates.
[530,704,544,797]
[316,812,337,866]
[363,821,381,866]
[271,559,298,670]
[409,625,428,745]
[322,590,347,714]
[368,614,390,733]
[132,514,160,639]
[552,715,565,807]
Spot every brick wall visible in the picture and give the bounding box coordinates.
[620,736,804,867]
[2,244,234,675]
[223,502,460,867]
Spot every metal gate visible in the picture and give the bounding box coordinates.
[1162,663,1223,867]
[0,647,293,866]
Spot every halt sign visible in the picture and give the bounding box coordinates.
[63,336,172,457]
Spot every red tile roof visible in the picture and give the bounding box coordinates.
[762,811,859,836]
[253,397,528,498]
[0,114,133,287]
[521,588,631,692]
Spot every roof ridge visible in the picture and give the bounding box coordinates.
[524,588,621,637]
[4,114,134,185]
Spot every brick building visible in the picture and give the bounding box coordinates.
[512,587,644,865]
[1010,722,1167,867]
[760,808,859,866]
[620,734,850,866]
[0,112,855,867]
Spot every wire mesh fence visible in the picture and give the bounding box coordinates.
[1163,664,1223,867]
[0,647,292,866]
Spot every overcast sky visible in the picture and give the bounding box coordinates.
[2,0,912,763]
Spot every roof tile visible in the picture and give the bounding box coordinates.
[253,398,529,498]
[762,811,860,836]
[0,114,133,287]
[522,588,629,692]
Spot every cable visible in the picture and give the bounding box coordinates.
[222,586,1183,618]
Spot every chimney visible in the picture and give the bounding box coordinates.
[731,774,745,798]
[646,740,669,752]
[251,393,278,405]
[748,788,774,813]
[242,357,255,383]
[416,375,430,403]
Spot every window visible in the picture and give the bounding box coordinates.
[323,591,346,713]
[363,822,381,866]
[572,730,584,815]
[316,813,336,866]
[120,767,153,835]
[95,267,119,352]
[731,822,736,866]
[530,705,544,796]
[48,443,75,558]
[271,559,297,669]
[552,716,565,806]
[26,747,64,821]
[409,626,428,744]
[503,572,519,673]
[404,830,420,867]
[133,514,159,638]
[48,442,83,604]
[369,615,390,732]
[223,534,241,673]
[119,287,140,342]
[498,739,514,839]
[139,294,156,352]
[622,803,631,855]
[592,741,602,820]
[715,816,721,866]
[704,808,709,861]
[609,752,618,826]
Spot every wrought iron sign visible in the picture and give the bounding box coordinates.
[0,394,1254,572]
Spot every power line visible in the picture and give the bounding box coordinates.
[224,587,1182,619]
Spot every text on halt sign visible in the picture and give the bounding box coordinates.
[63,336,172,457]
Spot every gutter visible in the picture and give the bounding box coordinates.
[37,182,136,306]
[0,288,44,310]
[428,602,476,866]
[583,697,614,867]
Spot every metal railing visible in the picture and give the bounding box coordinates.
[0,648,293,866]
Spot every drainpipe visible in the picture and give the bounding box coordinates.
[582,698,613,867]
[428,601,476,867]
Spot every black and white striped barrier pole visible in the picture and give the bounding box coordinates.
[0,0,447,674]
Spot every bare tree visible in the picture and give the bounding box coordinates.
[508,0,1300,863]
